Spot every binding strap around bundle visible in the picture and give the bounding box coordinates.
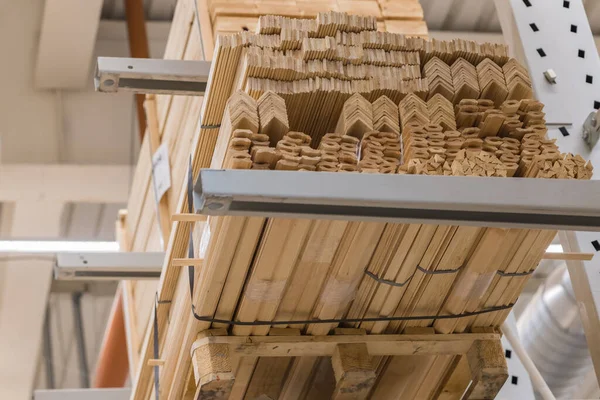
[365,264,462,287]
[182,156,515,325]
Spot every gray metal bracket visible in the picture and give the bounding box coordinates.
[94,57,211,95]
[583,110,600,148]
[193,169,600,231]
[54,252,164,280]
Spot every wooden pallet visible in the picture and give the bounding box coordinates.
[204,0,427,37]
[190,328,507,400]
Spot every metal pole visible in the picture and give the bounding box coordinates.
[72,292,90,388]
[43,305,55,389]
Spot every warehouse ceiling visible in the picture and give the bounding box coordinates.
[99,0,600,34]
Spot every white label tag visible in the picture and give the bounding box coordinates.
[152,143,171,204]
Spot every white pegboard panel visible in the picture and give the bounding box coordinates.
[507,0,573,125]
[508,0,600,157]
[507,0,600,330]
[503,0,600,393]
[497,313,536,400]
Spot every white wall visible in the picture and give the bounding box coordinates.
[0,1,59,163]
[60,21,170,165]
[0,2,169,165]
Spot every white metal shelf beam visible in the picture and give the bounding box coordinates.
[34,388,130,400]
[94,57,211,95]
[54,252,163,280]
[193,170,600,231]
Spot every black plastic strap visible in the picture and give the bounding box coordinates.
[496,269,535,277]
[153,295,160,400]
[187,228,195,301]
[365,264,462,287]
[188,242,195,302]
[416,265,462,274]
[365,270,413,287]
[180,159,512,326]
[188,302,515,326]
[187,156,197,303]
[186,256,513,325]
[187,156,194,214]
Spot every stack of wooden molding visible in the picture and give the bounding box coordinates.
[428,93,456,130]
[451,58,480,104]
[359,131,400,173]
[336,93,374,138]
[503,58,534,100]
[372,95,400,134]
[121,7,593,400]
[424,57,454,101]
[397,95,573,179]
[398,93,429,129]
[477,58,509,107]
[203,0,427,44]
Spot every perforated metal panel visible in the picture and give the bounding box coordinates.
[499,1,600,396]
[506,0,600,326]
[508,0,600,152]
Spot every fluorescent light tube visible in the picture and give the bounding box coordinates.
[0,240,119,253]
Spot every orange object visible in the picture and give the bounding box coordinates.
[124,0,150,141]
[93,288,129,388]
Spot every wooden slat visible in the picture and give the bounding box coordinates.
[192,332,501,357]
[371,327,439,400]
[144,94,172,245]
[244,357,293,399]
[542,251,594,261]
[437,356,472,400]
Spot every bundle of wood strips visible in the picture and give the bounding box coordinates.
[124,9,590,400]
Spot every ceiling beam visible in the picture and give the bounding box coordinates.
[0,165,132,204]
[34,0,103,89]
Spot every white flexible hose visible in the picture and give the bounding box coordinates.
[501,321,556,400]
